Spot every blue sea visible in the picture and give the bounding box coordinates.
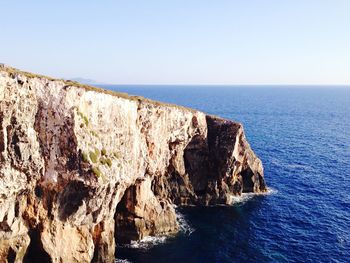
[100,85,350,263]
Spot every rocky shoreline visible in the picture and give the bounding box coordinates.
[0,65,266,262]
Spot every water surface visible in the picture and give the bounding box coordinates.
[98,85,350,263]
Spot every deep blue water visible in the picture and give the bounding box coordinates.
[100,85,350,263]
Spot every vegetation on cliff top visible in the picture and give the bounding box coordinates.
[0,64,196,113]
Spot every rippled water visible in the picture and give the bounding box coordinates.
[100,86,350,263]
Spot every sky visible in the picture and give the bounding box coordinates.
[1,0,350,85]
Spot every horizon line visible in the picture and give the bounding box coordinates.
[95,83,350,87]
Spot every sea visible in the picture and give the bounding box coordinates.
[98,85,350,263]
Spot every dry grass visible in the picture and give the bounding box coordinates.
[1,64,197,113]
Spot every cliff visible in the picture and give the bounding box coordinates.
[0,65,266,263]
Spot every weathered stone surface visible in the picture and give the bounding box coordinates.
[116,177,178,243]
[0,66,267,262]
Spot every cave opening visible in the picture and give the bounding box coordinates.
[241,167,255,193]
[23,228,51,263]
[184,134,210,196]
[114,185,139,245]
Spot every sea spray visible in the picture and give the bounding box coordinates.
[118,208,195,250]
[126,236,169,249]
[115,259,132,263]
[175,207,195,235]
[228,187,278,205]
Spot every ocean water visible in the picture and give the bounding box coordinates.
[99,85,350,263]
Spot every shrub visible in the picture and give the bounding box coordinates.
[89,151,99,163]
[113,152,121,159]
[106,158,112,167]
[83,116,89,126]
[92,167,102,177]
[100,157,112,167]
[101,148,107,156]
[77,111,89,126]
[90,131,98,137]
[82,152,89,162]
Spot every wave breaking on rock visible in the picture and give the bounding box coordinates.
[0,65,268,262]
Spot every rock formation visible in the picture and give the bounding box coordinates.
[0,65,266,262]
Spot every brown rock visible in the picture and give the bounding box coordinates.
[0,66,267,262]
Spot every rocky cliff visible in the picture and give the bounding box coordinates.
[0,65,266,263]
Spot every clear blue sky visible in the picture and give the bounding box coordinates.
[1,0,350,85]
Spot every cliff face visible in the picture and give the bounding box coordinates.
[0,65,266,263]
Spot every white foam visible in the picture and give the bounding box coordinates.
[117,189,276,251]
[115,259,132,263]
[176,209,195,235]
[131,236,166,249]
[119,235,168,250]
[262,187,278,195]
[228,187,278,205]
[117,237,168,261]
[119,209,195,250]
[228,193,254,204]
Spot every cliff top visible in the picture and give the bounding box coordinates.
[0,63,196,113]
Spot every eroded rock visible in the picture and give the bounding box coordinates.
[0,66,267,262]
[116,177,178,243]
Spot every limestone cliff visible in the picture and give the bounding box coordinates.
[0,65,266,263]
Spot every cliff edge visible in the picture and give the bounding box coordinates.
[0,65,266,262]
